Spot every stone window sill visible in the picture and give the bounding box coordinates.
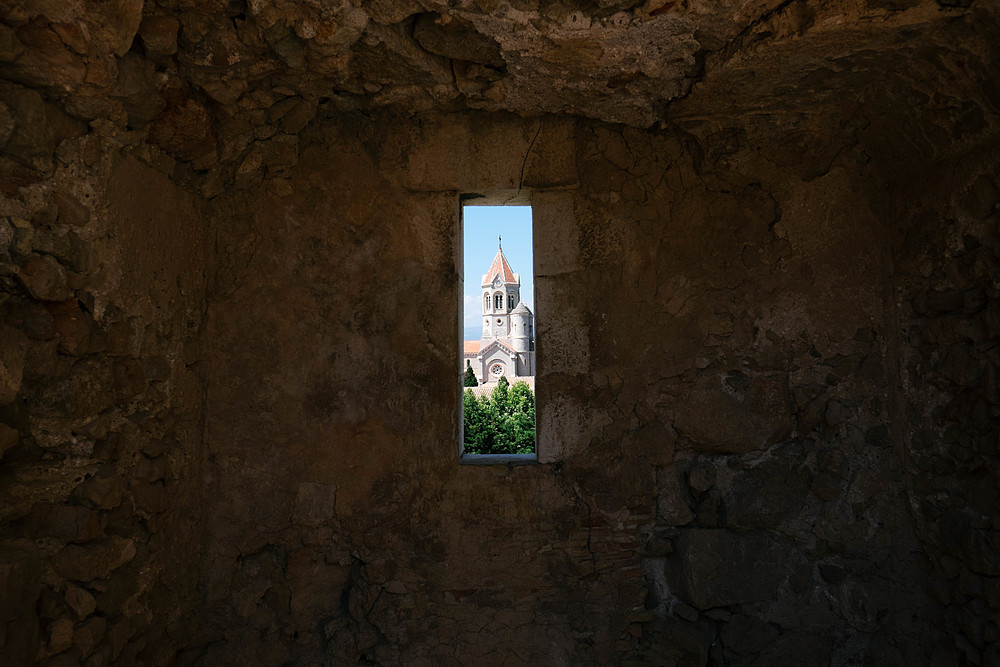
[459,453,538,466]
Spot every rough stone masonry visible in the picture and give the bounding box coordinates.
[0,0,998,665]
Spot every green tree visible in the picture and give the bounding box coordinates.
[507,381,535,453]
[463,390,490,452]
[493,375,510,405]
[463,377,535,455]
[463,366,478,387]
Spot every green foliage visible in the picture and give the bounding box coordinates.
[463,366,478,387]
[463,379,535,455]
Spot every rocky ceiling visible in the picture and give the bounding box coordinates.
[0,0,996,175]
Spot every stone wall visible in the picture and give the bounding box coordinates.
[866,131,1000,664]
[0,2,997,664]
[0,106,209,664]
[192,105,990,664]
[1,92,996,667]
[889,157,1000,667]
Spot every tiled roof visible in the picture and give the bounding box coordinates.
[463,341,481,355]
[464,375,535,398]
[481,245,518,287]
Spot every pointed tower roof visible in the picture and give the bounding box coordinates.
[511,301,532,315]
[481,240,519,287]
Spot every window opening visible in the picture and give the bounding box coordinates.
[461,204,536,461]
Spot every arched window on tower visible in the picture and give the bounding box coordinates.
[494,293,503,310]
[508,293,515,310]
[484,294,490,311]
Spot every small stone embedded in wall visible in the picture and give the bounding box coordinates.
[0,325,27,404]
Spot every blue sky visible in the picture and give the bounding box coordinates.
[463,205,533,340]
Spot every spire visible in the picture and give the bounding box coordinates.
[482,244,518,287]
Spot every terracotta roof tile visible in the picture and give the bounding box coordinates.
[481,246,518,286]
[463,341,481,354]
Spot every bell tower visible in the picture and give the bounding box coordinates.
[480,238,520,342]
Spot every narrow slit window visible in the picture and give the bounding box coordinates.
[460,204,536,462]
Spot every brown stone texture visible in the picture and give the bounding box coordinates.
[0,0,998,665]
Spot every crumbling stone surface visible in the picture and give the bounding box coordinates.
[665,528,802,609]
[0,86,207,663]
[874,148,1000,666]
[192,87,994,662]
[0,0,997,665]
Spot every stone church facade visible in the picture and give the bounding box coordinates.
[464,243,535,384]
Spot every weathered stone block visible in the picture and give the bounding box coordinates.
[0,541,40,622]
[33,230,94,274]
[47,616,74,655]
[0,325,27,405]
[0,83,86,169]
[65,584,96,620]
[752,632,832,667]
[107,616,130,661]
[73,615,106,658]
[134,455,168,483]
[280,98,317,134]
[291,482,337,528]
[32,359,114,419]
[413,13,504,67]
[18,300,56,339]
[523,118,578,189]
[139,15,179,59]
[0,423,17,460]
[112,358,145,403]
[0,542,41,664]
[149,93,218,166]
[664,529,799,609]
[53,537,136,582]
[51,192,90,227]
[654,463,691,528]
[687,463,716,494]
[834,578,879,632]
[76,466,124,510]
[399,114,537,192]
[287,548,350,620]
[949,523,1000,577]
[132,481,168,514]
[111,53,165,127]
[17,254,70,301]
[722,614,779,655]
[810,471,842,501]
[24,503,101,543]
[47,300,93,355]
[723,454,811,530]
[667,372,792,454]
[533,192,579,275]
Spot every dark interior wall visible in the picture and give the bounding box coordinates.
[867,132,1000,665]
[0,9,996,664]
[196,113,644,664]
[194,108,953,664]
[0,120,208,665]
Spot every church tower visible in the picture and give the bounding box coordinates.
[480,240,520,342]
[467,239,535,383]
